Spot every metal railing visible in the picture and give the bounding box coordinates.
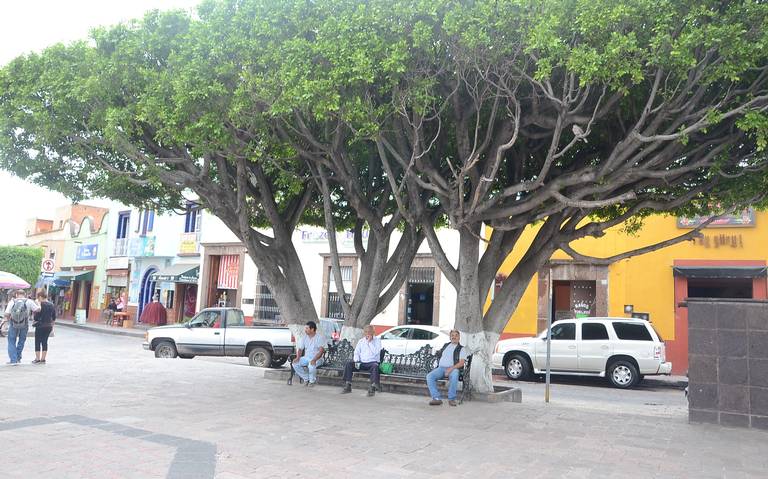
[112,238,129,256]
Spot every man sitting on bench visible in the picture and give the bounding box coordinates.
[341,325,382,397]
[426,329,468,407]
[292,321,326,387]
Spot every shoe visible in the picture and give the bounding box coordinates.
[307,382,315,388]
[429,399,443,406]
[449,400,457,407]
[32,359,40,364]
[367,385,375,397]
[341,383,352,394]
[6,361,16,365]
[40,360,46,364]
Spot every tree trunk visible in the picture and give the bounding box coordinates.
[452,225,496,393]
[463,330,500,394]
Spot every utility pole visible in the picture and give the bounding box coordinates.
[544,267,553,403]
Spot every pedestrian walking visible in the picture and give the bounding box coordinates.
[4,289,41,365]
[32,291,56,364]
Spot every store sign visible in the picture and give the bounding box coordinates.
[179,232,200,254]
[129,236,156,257]
[299,229,369,245]
[107,256,129,269]
[76,244,99,261]
[695,234,745,249]
[677,209,756,228]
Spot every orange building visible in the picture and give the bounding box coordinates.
[493,210,766,375]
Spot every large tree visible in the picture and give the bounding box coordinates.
[3,0,768,392]
[0,246,44,287]
[225,0,768,391]
[0,3,422,337]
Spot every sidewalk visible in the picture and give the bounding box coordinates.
[55,318,146,338]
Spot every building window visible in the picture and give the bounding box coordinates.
[139,209,155,236]
[254,274,281,322]
[116,212,130,239]
[327,292,351,319]
[327,266,353,318]
[185,203,202,233]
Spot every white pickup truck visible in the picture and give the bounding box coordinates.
[142,307,295,368]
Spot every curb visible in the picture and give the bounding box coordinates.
[55,321,145,338]
[491,368,688,389]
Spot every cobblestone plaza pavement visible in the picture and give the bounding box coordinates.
[2,328,767,479]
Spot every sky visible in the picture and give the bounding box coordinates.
[0,0,201,246]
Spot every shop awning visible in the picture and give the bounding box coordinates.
[150,264,199,284]
[54,270,95,281]
[673,266,767,279]
[35,275,70,288]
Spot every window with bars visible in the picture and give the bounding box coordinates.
[254,275,281,322]
[328,266,353,292]
[408,267,435,284]
[327,292,352,319]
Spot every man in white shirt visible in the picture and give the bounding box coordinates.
[292,321,327,387]
[5,290,41,365]
[341,325,382,397]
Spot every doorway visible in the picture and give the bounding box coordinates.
[139,267,158,319]
[406,283,434,325]
[552,280,597,320]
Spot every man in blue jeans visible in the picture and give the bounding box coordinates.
[292,321,327,387]
[5,290,41,365]
[426,329,468,406]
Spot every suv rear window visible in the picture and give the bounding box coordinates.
[612,322,653,341]
[582,323,609,340]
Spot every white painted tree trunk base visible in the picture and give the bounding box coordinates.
[462,330,500,394]
[340,326,363,344]
[288,324,305,346]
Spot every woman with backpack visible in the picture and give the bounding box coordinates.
[32,291,56,364]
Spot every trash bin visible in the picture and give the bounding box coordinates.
[74,309,87,324]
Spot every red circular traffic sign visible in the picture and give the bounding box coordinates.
[41,259,55,273]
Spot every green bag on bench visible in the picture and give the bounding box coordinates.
[379,362,394,374]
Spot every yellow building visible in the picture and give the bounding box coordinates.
[493,210,767,375]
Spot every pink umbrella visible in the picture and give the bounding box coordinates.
[0,271,31,289]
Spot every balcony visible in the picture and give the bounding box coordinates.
[179,231,201,255]
[112,238,129,257]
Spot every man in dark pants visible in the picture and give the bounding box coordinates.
[341,325,382,397]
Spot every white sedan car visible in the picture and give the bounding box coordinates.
[378,325,450,355]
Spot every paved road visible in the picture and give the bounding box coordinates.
[2,328,766,479]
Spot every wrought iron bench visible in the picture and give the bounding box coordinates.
[287,338,473,402]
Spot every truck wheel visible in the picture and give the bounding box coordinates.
[248,347,272,367]
[270,357,288,368]
[607,360,639,388]
[155,341,178,359]
[504,353,531,380]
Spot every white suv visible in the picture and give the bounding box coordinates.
[492,317,672,388]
